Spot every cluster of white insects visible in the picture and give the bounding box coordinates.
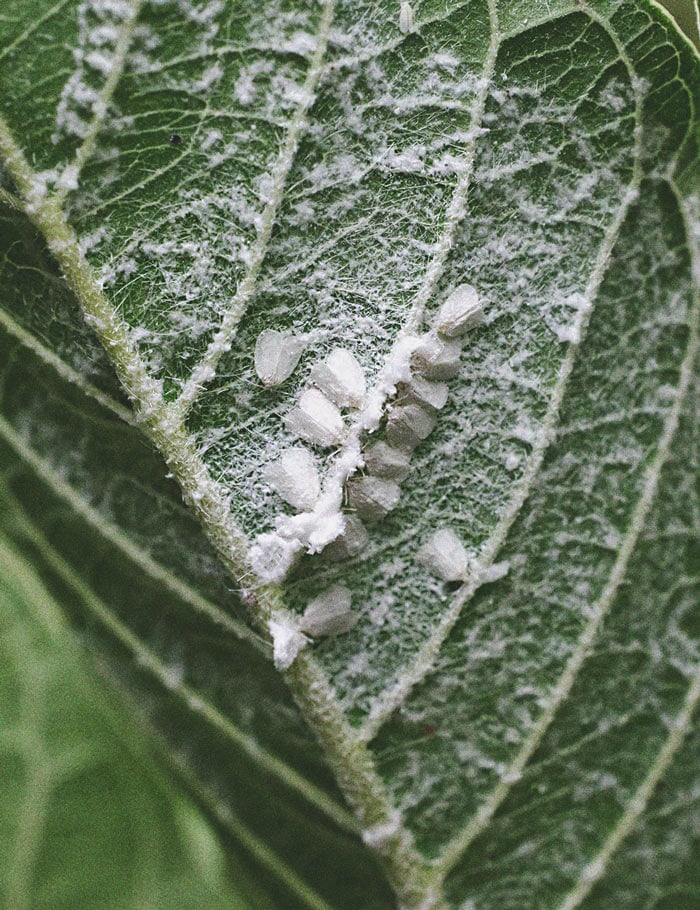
[254,285,485,668]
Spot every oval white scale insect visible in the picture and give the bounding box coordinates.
[347,476,401,522]
[284,388,347,447]
[323,513,370,562]
[399,1,415,34]
[417,527,470,582]
[309,347,366,409]
[263,447,321,511]
[434,284,484,337]
[385,402,438,451]
[411,333,463,379]
[255,329,305,386]
[363,441,411,480]
[299,585,357,637]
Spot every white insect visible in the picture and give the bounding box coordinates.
[284,388,347,447]
[399,1,415,34]
[411,333,462,379]
[416,527,470,582]
[263,447,321,511]
[434,284,483,337]
[310,347,366,409]
[363,441,411,480]
[299,585,357,637]
[323,514,370,562]
[400,375,449,411]
[254,329,305,386]
[385,402,437,451]
[347,476,401,522]
[268,613,309,670]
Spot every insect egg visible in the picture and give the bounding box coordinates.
[347,476,401,522]
[284,388,347,447]
[363,441,411,480]
[417,527,470,582]
[255,329,305,386]
[411,333,462,379]
[263,447,321,511]
[385,402,437,451]
[434,284,483,337]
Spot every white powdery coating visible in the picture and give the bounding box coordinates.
[300,584,357,637]
[361,809,403,849]
[263,446,321,511]
[309,347,367,408]
[285,388,347,447]
[254,328,306,386]
[417,527,470,582]
[268,613,309,670]
[434,283,484,337]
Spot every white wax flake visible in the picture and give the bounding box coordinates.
[268,613,309,670]
[347,476,401,522]
[434,284,484,337]
[263,447,320,511]
[400,375,449,411]
[411,333,462,379]
[284,388,347,447]
[254,329,305,386]
[322,513,370,562]
[362,810,402,849]
[249,533,303,583]
[363,442,411,480]
[309,347,366,409]
[386,402,438,451]
[417,528,469,582]
[299,585,357,638]
[398,1,416,34]
[478,560,511,584]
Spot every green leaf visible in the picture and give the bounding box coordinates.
[0,526,258,910]
[0,1,698,907]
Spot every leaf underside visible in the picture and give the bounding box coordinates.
[0,1,698,908]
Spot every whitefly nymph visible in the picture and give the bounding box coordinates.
[399,1,416,34]
[284,387,347,447]
[264,446,321,511]
[254,328,306,386]
[417,527,470,582]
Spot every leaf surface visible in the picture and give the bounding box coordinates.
[0,1,698,907]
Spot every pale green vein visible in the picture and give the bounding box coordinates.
[358,2,645,744]
[166,749,336,910]
[0,307,136,425]
[175,0,337,417]
[433,218,699,882]
[2,485,357,838]
[557,662,700,910]
[0,414,262,650]
[55,0,144,205]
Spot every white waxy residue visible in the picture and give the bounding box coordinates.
[411,333,462,379]
[310,347,366,408]
[268,613,309,670]
[254,329,305,386]
[434,284,483,337]
[284,388,347,447]
[398,1,416,34]
[299,585,357,637]
[417,527,470,582]
[347,476,401,522]
[263,447,321,511]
